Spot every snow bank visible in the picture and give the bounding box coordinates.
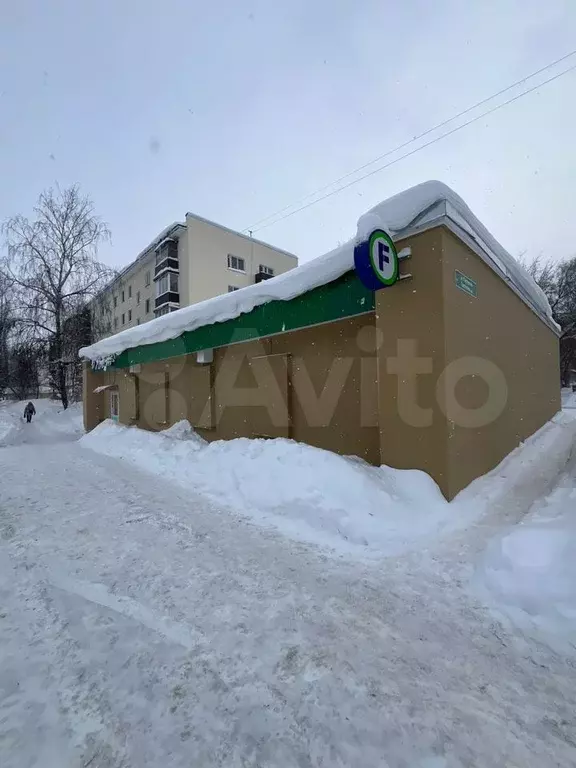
[80,181,554,366]
[81,410,574,559]
[477,469,576,648]
[470,409,576,648]
[82,421,452,558]
[0,403,22,446]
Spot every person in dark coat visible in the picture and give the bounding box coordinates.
[24,402,36,423]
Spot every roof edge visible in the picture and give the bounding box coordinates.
[185,211,298,260]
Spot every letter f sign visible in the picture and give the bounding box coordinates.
[378,241,390,271]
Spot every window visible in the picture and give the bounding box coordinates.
[128,309,132,321]
[156,272,179,296]
[228,285,239,292]
[137,318,141,325]
[145,271,151,287]
[227,254,245,272]
[114,317,118,329]
[128,285,132,299]
[122,313,125,325]
[113,295,117,308]
[121,290,125,303]
[137,290,141,304]
[145,298,150,314]
[110,391,119,423]
[156,306,170,317]
[259,264,274,276]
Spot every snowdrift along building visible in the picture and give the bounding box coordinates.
[81,182,560,500]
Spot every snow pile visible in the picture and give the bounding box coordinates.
[40,402,84,435]
[80,181,554,366]
[82,420,451,558]
[471,408,576,648]
[477,469,576,648]
[82,411,575,559]
[0,403,23,446]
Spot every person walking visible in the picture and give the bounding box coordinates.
[23,401,36,423]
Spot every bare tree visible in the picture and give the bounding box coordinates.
[5,325,45,401]
[521,254,576,386]
[2,186,111,408]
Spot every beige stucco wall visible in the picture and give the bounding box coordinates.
[90,314,379,466]
[440,228,560,498]
[185,215,298,304]
[375,225,560,499]
[205,314,379,463]
[375,228,451,492]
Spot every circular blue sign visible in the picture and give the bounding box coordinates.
[354,229,399,290]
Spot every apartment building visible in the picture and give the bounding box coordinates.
[93,212,298,340]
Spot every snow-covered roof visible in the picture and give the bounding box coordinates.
[81,181,558,364]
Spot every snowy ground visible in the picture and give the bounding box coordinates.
[1,402,576,767]
[476,452,576,651]
[561,387,576,409]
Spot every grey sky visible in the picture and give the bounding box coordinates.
[1,0,575,269]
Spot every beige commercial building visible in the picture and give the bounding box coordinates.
[93,213,298,339]
[82,183,561,500]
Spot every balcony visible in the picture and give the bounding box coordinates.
[255,270,274,284]
[154,257,179,278]
[155,292,180,310]
[154,239,179,277]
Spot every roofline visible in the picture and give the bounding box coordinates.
[85,193,558,358]
[96,212,297,302]
[184,211,298,260]
[391,205,560,337]
[92,222,186,302]
[114,222,186,282]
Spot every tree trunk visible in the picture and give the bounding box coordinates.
[58,363,68,409]
[54,301,69,410]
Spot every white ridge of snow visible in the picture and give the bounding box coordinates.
[82,421,449,558]
[81,181,556,366]
[81,410,576,560]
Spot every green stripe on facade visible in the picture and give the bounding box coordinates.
[109,270,374,370]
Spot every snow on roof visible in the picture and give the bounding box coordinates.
[81,181,557,364]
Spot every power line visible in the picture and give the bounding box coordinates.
[246,50,576,234]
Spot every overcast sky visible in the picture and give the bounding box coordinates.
[1,0,575,269]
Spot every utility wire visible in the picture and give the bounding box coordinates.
[246,50,576,234]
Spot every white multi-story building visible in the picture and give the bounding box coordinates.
[93,213,298,340]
